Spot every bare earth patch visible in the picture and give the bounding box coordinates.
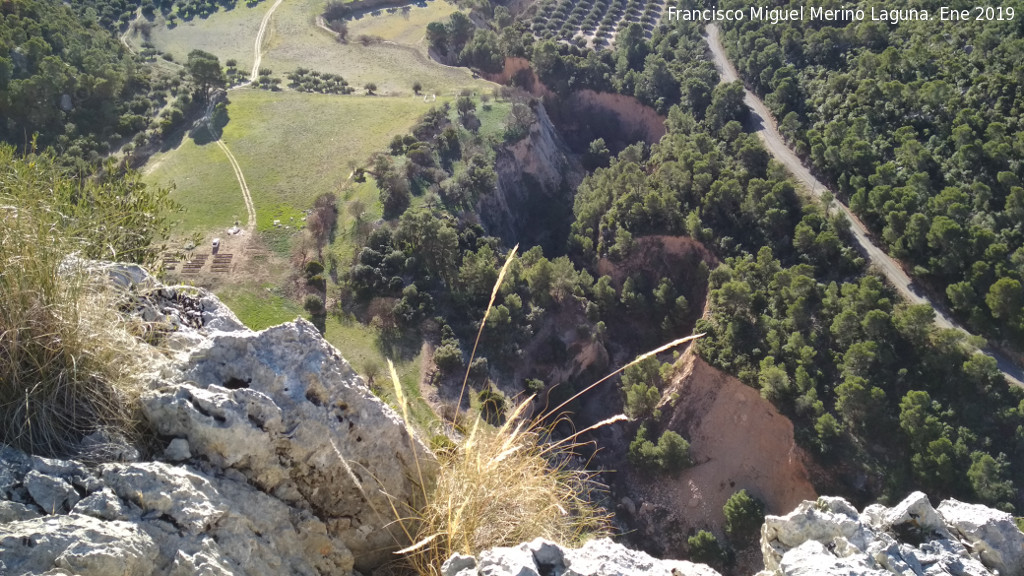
[624,347,816,564]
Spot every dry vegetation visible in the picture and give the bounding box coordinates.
[0,149,166,457]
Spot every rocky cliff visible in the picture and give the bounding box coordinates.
[457,492,1024,576]
[3,265,1023,576]
[477,102,582,253]
[0,264,434,575]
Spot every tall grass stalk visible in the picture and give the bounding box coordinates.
[455,244,518,413]
[370,242,705,573]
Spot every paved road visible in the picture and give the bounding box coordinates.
[705,24,1024,388]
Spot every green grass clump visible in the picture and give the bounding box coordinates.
[0,146,171,457]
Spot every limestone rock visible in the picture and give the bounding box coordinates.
[0,263,435,575]
[0,514,159,576]
[143,318,436,569]
[938,499,1024,576]
[24,470,80,514]
[445,538,722,576]
[758,492,1012,576]
[441,553,478,576]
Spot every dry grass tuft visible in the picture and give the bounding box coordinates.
[0,149,154,457]
[391,395,612,574]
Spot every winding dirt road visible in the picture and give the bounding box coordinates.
[215,139,257,231]
[705,24,1024,387]
[211,0,284,231]
[251,0,285,83]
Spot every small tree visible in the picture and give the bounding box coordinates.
[658,430,691,471]
[723,489,765,540]
[364,82,377,95]
[688,530,724,564]
[412,81,422,95]
[303,294,326,315]
[186,49,225,102]
[456,94,476,119]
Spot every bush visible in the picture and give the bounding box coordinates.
[723,489,765,540]
[389,394,610,572]
[629,425,691,473]
[305,260,325,278]
[434,342,463,375]
[303,294,326,314]
[688,530,724,564]
[477,386,508,425]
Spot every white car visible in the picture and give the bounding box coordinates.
[212,238,221,250]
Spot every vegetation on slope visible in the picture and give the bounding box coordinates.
[0,0,186,170]
[560,19,1024,512]
[716,0,1024,349]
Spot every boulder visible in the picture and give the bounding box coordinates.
[757,492,1011,576]
[938,499,1024,576]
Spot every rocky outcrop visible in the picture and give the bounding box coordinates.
[479,102,582,251]
[443,538,722,576]
[758,492,1024,576]
[0,265,435,575]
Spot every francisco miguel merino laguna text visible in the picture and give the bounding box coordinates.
[667,5,1016,24]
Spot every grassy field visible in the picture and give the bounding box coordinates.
[145,90,437,232]
[346,1,458,48]
[145,138,248,235]
[262,0,485,96]
[132,4,268,70]
[223,90,436,228]
[137,0,499,419]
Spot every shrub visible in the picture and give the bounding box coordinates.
[629,425,691,473]
[688,530,724,564]
[390,395,611,572]
[303,294,326,314]
[305,260,326,278]
[723,489,765,540]
[477,386,508,425]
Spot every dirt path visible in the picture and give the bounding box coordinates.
[215,139,257,231]
[119,23,137,55]
[251,0,285,83]
[705,24,1024,388]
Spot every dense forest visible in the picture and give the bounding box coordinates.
[366,7,1024,512]
[712,0,1024,349]
[0,0,190,170]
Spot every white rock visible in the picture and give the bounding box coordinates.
[442,553,478,576]
[449,538,722,576]
[938,498,1024,576]
[479,543,540,576]
[24,471,80,514]
[0,514,159,576]
[565,538,722,576]
[149,319,436,569]
[759,493,1003,576]
[163,438,192,462]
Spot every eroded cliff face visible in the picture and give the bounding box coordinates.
[477,102,583,253]
[618,347,817,568]
[0,265,434,576]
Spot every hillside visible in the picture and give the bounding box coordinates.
[4,0,1024,573]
